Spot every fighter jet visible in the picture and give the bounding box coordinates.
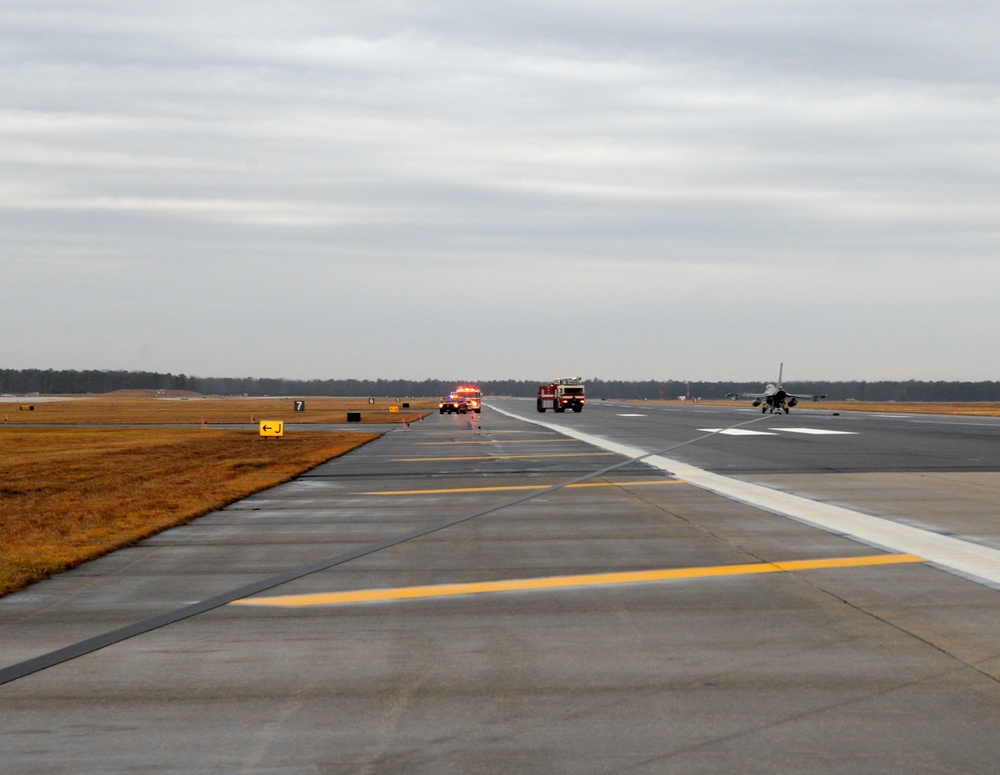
[726,364,826,414]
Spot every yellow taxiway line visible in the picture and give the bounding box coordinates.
[361,480,685,495]
[231,554,925,608]
[393,452,616,462]
[416,439,579,445]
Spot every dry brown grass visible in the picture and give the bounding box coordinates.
[1,393,437,425]
[0,426,379,597]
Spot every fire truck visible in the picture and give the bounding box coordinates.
[537,378,586,413]
[454,384,482,413]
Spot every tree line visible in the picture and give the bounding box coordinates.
[4,369,1000,402]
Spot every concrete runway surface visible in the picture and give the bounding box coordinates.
[2,399,1000,773]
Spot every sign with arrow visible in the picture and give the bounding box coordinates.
[259,420,284,438]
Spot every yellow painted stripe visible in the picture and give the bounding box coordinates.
[416,439,577,445]
[419,431,556,435]
[393,452,615,462]
[360,479,685,495]
[231,554,925,608]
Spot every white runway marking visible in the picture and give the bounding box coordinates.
[697,428,776,436]
[773,428,857,435]
[617,413,646,417]
[490,405,1000,590]
[698,427,857,437]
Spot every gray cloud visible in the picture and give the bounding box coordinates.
[3,2,999,381]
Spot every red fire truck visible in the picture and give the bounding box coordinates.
[455,384,482,413]
[537,378,586,413]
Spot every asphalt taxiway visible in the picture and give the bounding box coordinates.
[2,401,1000,773]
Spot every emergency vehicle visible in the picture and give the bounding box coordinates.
[439,394,469,414]
[537,378,586,413]
[454,385,482,413]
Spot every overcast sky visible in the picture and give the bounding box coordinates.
[4,2,999,382]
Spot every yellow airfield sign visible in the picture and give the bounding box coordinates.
[259,420,284,437]
[389,405,399,413]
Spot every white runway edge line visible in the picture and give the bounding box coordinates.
[489,405,1000,590]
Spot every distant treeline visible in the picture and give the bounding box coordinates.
[4,369,1000,402]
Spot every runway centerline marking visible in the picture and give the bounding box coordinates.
[773,428,858,435]
[698,428,777,436]
[361,480,685,495]
[231,554,925,607]
[697,427,857,436]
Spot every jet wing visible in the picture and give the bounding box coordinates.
[726,391,766,399]
[786,392,826,401]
